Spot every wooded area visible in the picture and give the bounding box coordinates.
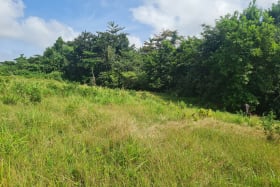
[1,1,280,118]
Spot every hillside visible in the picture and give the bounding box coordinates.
[0,76,279,186]
[2,2,280,118]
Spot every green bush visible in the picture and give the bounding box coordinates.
[192,109,213,121]
[28,86,42,103]
[262,111,280,140]
[97,71,120,88]
[45,71,63,81]
[2,81,43,104]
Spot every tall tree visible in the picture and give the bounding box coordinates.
[141,30,181,91]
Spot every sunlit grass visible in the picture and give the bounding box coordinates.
[0,76,279,186]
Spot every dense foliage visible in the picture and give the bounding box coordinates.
[1,1,280,118]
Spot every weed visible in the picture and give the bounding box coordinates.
[2,95,18,105]
[71,169,85,186]
[28,85,42,103]
[192,109,213,121]
[262,111,280,140]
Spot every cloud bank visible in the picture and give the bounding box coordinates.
[0,0,78,51]
[131,0,278,36]
[128,35,142,48]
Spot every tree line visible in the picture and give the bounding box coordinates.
[1,0,280,118]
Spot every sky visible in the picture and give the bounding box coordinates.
[0,0,278,61]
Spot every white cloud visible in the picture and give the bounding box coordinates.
[0,0,78,61]
[0,0,23,38]
[20,17,78,48]
[128,35,142,48]
[258,0,278,9]
[0,0,24,19]
[131,0,278,36]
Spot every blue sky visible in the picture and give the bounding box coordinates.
[23,0,150,37]
[0,0,278,61]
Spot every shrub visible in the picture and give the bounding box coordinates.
[28,86,42,103]
[45,71,63,81]
[192,109,213,121]
[10,82,42,104]
[97,71,119,88]
[261,111,280,140]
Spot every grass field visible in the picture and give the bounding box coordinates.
[0,76,279,186]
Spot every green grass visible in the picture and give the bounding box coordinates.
[0,75,279,186]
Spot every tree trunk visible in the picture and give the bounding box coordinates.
[91,67,96,86]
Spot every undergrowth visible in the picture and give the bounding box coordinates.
[0,76,279,186]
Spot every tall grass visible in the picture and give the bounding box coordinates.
[0,76,279,186]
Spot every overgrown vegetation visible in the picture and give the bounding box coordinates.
[1,1,280,183]
[0,76,279,186]
[262,111,280,140]
[1,1,280,118]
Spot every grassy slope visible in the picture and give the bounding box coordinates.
[0,76,279,186]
